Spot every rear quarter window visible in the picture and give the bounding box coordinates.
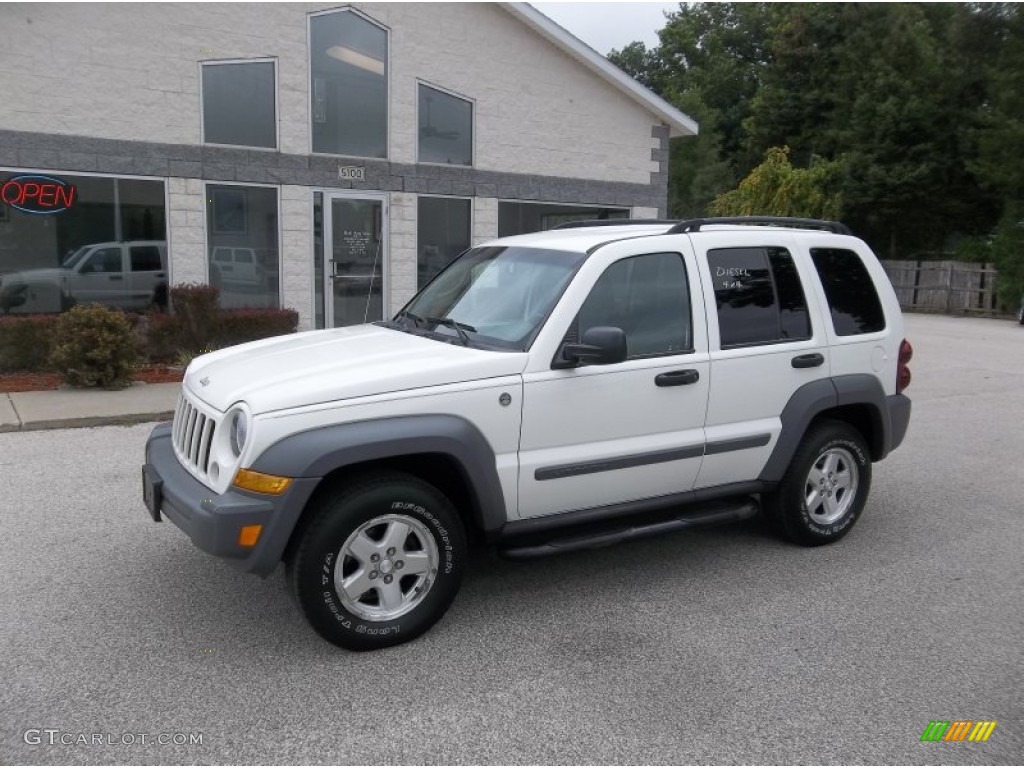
[810,248,886,335]
[707,247,812,348]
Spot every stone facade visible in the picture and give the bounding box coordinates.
[0,2,689,328]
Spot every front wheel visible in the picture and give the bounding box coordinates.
[286,471,466,651]
[763,420,871,546]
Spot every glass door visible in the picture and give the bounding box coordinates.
[322,192,387,327]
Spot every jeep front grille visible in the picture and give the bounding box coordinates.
[172,392,218,477]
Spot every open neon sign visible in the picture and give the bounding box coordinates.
[0,175,77,214]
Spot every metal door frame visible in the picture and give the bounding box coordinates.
[321,190,389,328]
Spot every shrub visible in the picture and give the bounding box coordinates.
[145,311,187,363]
[170,283,221,351]
[216,308,300,347]
[49,304,140,388]
[0,315,60,372]
[144,305,300,363]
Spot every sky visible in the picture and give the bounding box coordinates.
[531,2,680,56]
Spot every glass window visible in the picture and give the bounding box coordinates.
[498,202,629,236]
[708,247,811,348]
[573,253,692,359]
[0,172,166,314]
[205,185,279,309]
[417,197,470,289]
[310,10,388,158]
[130,245,163,272]
[400,246,587,350]
[811,248,886,335]
[201,61,277,149]
[418,84,472,166]
[83,247,123,274]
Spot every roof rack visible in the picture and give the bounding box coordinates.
[667,216,852,235]
[551,218,680,230]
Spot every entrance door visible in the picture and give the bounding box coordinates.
[323,193,387,327]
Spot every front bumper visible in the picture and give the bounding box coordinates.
[143,423,320,576]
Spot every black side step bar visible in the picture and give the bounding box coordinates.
[498,498,759,560]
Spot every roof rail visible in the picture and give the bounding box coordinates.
[667,216,852,235]
[551,218,680,230]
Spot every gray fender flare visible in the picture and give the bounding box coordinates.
[758,374,890,483]
[250,414,508,534]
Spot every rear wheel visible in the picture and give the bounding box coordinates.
[764,420,871,546]
[286,471,466,651]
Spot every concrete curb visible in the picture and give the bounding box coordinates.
[10,412,175,433]
[1,381,181,434]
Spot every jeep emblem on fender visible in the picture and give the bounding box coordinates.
[199,377,210,387]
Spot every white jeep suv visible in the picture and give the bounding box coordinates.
[143,217,913,651]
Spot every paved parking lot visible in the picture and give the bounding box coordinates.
[1,313,1021,764]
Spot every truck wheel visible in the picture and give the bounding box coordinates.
[763,420,871,546]
[286,471,466,651]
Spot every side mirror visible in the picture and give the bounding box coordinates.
[557,326,627,368]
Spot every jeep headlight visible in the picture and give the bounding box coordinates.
[229,409,249,457]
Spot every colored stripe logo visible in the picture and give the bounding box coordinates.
[920,721,997,742]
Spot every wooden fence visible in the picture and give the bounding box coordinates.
[881,260,1000,314]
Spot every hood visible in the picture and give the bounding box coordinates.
[1,268,67,284]
[185,324,528,414]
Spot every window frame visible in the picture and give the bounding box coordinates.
[307,6,391,160]
[567,251,696,363]
[0,166,171,283]
[202,180,283,309]
[416,80,475,167]
[416,194,474,291]
[199,57,280,152]
[706,245,814,351]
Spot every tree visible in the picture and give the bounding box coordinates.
[709,147,843,219]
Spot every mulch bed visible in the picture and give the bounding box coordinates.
[0,366,183,393]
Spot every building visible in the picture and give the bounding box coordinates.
[0,2,696,330]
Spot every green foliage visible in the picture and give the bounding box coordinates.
[709,147,843,219]
[0,315,60,372]
[49,304,140,389]
[611,1,1018,270]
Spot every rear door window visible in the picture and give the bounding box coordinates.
[707,247,812,348]
[130,246,163,272]
[810,248,886,335]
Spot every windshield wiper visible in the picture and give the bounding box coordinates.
[393,309,425,329]
[427,316,476,346]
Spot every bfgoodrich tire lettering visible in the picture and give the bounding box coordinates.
[287,471,466,651]
[764,420,872,546]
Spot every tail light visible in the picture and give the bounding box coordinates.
[896,339,913,393]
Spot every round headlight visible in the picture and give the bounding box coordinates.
[229,410,249,457]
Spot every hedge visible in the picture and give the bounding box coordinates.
[0,315,61,372]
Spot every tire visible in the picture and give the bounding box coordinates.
[286,471,466,651]
[763,420,871,546]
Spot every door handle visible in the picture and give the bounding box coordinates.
[108,275,124,281]
[655,369,700,387]
[792,353,825,369]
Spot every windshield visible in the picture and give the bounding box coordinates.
[396,246,587,350]
[61,247,90,269]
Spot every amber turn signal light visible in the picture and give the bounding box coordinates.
[237,524,263,548]
[233,468,293,495]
